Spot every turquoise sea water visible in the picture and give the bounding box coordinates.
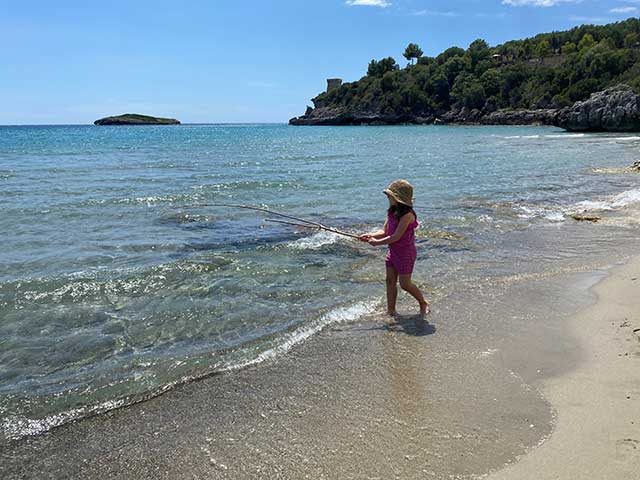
[1,124,640,440]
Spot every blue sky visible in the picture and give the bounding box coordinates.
[1,0,638,124]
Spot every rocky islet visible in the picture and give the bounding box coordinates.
[94,114,180,126]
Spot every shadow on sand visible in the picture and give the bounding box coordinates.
[383,314,436,336]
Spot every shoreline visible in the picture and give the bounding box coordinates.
[488,255,640,479]
[2,253,638,478]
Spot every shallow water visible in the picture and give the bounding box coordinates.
[1,124,640,440]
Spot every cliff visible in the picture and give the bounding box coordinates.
[553,84,640,132]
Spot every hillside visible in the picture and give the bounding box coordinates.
[290,18,640,126]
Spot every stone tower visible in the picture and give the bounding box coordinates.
[326,78,343,92]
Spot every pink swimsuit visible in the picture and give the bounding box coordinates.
[384,210,419,275]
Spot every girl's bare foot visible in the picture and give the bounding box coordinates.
[419,301,430,316]
[385,311,398,326]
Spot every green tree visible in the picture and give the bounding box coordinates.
[403,43,424,65]
[451,74,487,110]
[561,42,577,55]
[578,33,596,52]
[564,78,601,102]
[436,47,465,65]
[536,39,552,57]
[417,56,434,67]
[467,39,491,70]
[367,57,399,77]
[381,71,397,92]
[624,32,639,48]
[442,56,467,85]
[480,69,502,98]
[427,73,450,108]
[469,39,490,51]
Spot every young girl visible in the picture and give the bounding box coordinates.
[359,179,430,319]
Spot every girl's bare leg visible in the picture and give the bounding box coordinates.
[399,274,430,315]
[385,266,399,315]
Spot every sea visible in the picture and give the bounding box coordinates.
[1,124,640,442]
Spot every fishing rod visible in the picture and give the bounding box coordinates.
[183,202,360,239]
[263,218,359,239]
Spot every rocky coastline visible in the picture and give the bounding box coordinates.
[289,106,557,127]
[290,84,640,131]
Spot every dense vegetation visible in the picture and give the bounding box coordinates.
[312,18,640,116]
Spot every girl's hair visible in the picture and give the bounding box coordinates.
[388,203,414,220]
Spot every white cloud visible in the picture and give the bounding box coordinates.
[411,9,459,16]
[569,15,612,24]
[346,0,391,7]
[502,0,579,6]
[610,6,638,13]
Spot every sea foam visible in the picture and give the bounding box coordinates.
[221,300,379,372]
[286,230,342,250]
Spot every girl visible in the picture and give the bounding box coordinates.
[359,179,430,319]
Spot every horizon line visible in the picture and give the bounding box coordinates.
[0,122,290,127]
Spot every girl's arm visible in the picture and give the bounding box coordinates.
[370,217,388,238]
[358,218,388,241]
[368,214,413,246]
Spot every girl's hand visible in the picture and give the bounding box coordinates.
[368,238,381,246]
[358,234,372,242]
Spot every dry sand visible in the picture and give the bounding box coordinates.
[489,256,640,480]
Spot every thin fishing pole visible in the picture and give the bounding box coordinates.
[263,218,359,239]
[183,202,360,239]
[185,203,325,227]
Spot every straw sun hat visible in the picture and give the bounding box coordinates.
[383,179,414,207]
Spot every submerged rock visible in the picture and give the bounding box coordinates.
[570,214,601,222]
[94,114,180,126]
[554,84,640,132]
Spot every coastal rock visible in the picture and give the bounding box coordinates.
[480,109,556,126]
[631,160,640,171]
[553,84,640,132]
[440,107,482,124]
[290,105,556,126]
[94,114,180,126]
[289,107,435,126]
[438,108,556,126]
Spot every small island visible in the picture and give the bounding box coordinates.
[94,113,180,126]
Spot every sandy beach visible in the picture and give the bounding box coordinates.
[488,255,640,480]
[0,252,638,479]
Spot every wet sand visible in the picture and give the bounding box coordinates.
[1,257,638,479]
[488,255,640,480]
